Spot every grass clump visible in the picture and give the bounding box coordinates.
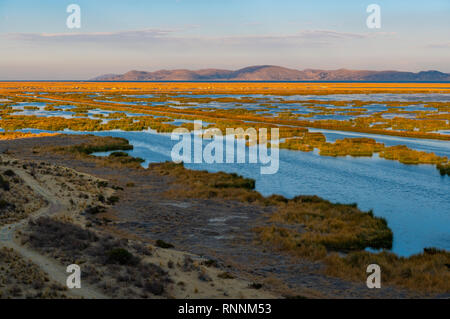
[249,283,263,289]
[437,163,450,176]
[202,259,218,268]
[97,181,108,188]
[3,169,15,177]
[47,136,144,168]
[67,136,133,155]
[0,175,10,191]
[0,199,10,209]
[217,272,235,279]
[148,161,261,202]
[379,145,447,165]
[108,151,129,157]
[84,205,105,215]
[108,152,145,165]
[324,248,450,294]
[107,248,138,266]
[257,196,392,258]
[107,196,120,205]
[212,172,255,190]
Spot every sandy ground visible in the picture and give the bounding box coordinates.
[0,135,430,298]
[0,153,277,299]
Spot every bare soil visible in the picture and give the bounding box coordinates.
[0,135,427,298]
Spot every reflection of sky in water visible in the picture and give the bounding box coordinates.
[74,93,449,122]
[309,128,450,157]
[4,102,154,123]
[7,102,75,118]
[3,93,449,256]
[16,127,450,257]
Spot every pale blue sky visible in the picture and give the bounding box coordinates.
[0,0,449,79]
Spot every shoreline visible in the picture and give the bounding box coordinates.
[1,134,448,297]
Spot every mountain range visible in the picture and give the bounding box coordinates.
[91,65,450,82]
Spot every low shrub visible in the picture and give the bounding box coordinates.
[85,205,105,215]
[324,248,450,293]
[97,181,108,188]
[0,175,10,191]
[108,151,129,157]
[3,169,15,177]
[0,199,10,209]
[155,240,174,249]
[107,196,120,205]
[217,272,234,279]
[107,248,139,266]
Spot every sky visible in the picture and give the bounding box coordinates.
[0,0,449,80]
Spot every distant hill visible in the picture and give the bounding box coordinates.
[91,65,450,82]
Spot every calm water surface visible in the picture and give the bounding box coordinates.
[83,129,450,257]
[5,91,449,257]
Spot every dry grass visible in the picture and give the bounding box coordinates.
[0,167,46,226]
[0,132,58,140]
[34,136,449,294]
[148,161,264,203]
[324,248,450,294]
[0,247,69,299]
[21,217,172,298]
[150,162,393,256]
[254,196,392,259]
[437,163,450,176]
[380,145,447,165]
[40,135,144,169]
[56,135,133,155]
[148,161,449,294]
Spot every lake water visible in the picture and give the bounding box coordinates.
[82,129,450,257]
[4,93,449,257]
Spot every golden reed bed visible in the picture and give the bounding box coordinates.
[0,132,59,141]
[1,82,450,95]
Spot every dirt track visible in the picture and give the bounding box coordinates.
[0,135,427,298]
[0,166,107,299]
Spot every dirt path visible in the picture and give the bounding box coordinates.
[0,169,107,299]
[1,135,427,298]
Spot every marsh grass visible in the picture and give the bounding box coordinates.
[44,135,144,169]
[42,136,448,294]
[148,161,449,294]
[150,162,392,255]
[255,197,392,257]
[324,249,450,293]
[64,136,133,154]
[437,163,450,176]
[148,161,262,202]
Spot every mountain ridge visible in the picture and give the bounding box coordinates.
[91,65,450,82]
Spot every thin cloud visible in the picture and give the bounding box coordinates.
[3,28,394,44]
[5,29,175,42]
